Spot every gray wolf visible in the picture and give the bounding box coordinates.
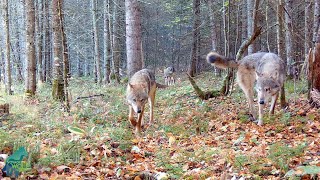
[207,52,285,125]
[163,67,175,86]
[126,69,166,134]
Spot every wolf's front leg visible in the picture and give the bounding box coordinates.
[258,103,265,126]
[136,109,145,134]
[128,106,136,126]
[148,86,156,125]
[269,93,278,115]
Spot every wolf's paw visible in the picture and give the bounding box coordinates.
[257,120,263,126]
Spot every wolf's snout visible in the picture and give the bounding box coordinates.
[137,109,142,113]
[259,100,265,105]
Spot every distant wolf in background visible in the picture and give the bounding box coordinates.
[164,67,175,86]
[207,52,285,125]
[126,69,166,134]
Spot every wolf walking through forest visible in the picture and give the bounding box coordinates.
[207,52,285,125]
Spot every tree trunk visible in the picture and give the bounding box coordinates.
[313,0,320,44]
[284,0,294,77]
[125,0,143,78]
[3,0,12,95]
[112,0,121,83]
[310,26,320,107]
[52,0,64,100]
[44,0,51,82]
[25,0,37,96]
[92,0,102,84]
[104,0,111,84]
[36,0,44,83]
[277,0,287,108]
[13,6,23,83]
[188,0,201,77]
[58,0,70,109]
[305,0,313,57]
[247,0,254,54]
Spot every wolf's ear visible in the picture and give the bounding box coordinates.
[129,83,134,89]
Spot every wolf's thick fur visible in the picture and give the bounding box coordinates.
[164,67,175,86]
[126,69,166,134]
[207,52,285,125]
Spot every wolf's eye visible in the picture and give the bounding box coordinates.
[141,99,145,102]
[133,99,136,102]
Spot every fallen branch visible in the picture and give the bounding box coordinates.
[73,94,105,103]
[186,73,220,100]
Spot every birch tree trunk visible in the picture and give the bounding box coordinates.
[3,0,12,95]
[52,0,64,100]
[25,0,37,96]
[125,0,143,78]
[44,0,51,82]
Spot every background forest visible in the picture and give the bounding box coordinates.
[0,0,320,179]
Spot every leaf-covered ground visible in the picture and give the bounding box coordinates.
[0,72,319,179]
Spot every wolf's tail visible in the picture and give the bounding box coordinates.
[206,52,238,69]
[156,83,167,89]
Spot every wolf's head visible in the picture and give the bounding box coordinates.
[126,83,149,113]
[255,74,280,105]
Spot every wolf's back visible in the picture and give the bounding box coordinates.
[206,52,238,69]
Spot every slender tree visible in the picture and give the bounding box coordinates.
[92,0,102,84]
[3,0,12,95]
[247,0,254,54]
[284,0,294,77]
[104,0,112,84]
[25,0,37,96]
[112,0,121,83]
[188,0,201,77]
[313,0,320,43]
[125,0,143,78]
[52,0,64,100]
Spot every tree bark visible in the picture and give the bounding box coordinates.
[247,0,254,54]
[125,0,143,78]
[305,0,313,57]
[277,0,287,108]
[284,0,294,77]
[36,0,44,83]
[25,0,37,96]
[3,0,12,95]
[313,0,320,44]
[188,0,201,77]
[92,0,102,84]
[104,0,111,84]
[52,0,64,100]
[43,0,51,82]
[112,0,121,83]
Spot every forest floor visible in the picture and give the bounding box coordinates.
[0,71,319,180]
